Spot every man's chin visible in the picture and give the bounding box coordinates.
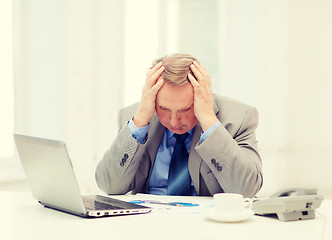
[168,127,187,134]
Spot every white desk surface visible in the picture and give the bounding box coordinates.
[0,191,331,240]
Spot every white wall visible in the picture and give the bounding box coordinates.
[15,0,63,139]
[0,0,14,158]
[286,0,332,196]
[220,0,332,197]
[7,0,332,198]
[0,0,18,184]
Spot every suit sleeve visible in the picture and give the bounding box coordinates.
[195,106,263,198]
[95,108,147,194]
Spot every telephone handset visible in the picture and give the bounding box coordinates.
[270,187,317,198]
[252,187,323,221]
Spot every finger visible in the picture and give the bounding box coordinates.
[147,61,163,79]
[150,76,164,95]
[150,66,165,84]
[188,73,199,88]
[150,65,164,81]
[147,65,164,89]
[190,64,204,82]
[193,61,211,84]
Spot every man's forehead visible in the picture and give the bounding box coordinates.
[156,99,193,109]
[156,83,194,109]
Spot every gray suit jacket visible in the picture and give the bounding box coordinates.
[95,95,263,197]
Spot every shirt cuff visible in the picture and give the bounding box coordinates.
[200,121,221,143]
[128,118,149,144]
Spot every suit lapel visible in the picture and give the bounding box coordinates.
[189,97,220,195]
[188,123,202,194]
[146,115,165,170]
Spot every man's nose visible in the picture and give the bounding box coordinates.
[170,112,180,126]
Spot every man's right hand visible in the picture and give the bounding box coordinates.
[133,61,165,128]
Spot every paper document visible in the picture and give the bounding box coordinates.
[111,193,213,216]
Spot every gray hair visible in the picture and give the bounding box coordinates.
[152,53,199,86]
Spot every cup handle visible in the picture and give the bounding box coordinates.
[243,198,253,209]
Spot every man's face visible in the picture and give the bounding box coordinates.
[155,82,198,134]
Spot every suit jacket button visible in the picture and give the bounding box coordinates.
[124,154,128,159]
[211,159,216,164]
[217,166,222,171]
[120,162,124,167]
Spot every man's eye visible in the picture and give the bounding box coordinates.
[181,107,191,112]
[160,106,169,111]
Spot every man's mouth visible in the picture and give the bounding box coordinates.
[170,125,185,131]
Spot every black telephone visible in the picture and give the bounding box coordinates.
[252,187,324,221]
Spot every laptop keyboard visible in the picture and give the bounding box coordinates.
[83,198,124,211]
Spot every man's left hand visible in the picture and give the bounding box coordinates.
[188,61,218,132]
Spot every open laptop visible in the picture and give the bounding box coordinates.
[14,134,151,218]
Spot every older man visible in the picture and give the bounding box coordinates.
[95,53,263,197]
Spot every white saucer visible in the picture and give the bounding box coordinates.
[205,208,254,223]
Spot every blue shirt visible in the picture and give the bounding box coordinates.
[128,119,220,195]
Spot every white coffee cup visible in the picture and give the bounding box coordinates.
[213,193,252,214]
